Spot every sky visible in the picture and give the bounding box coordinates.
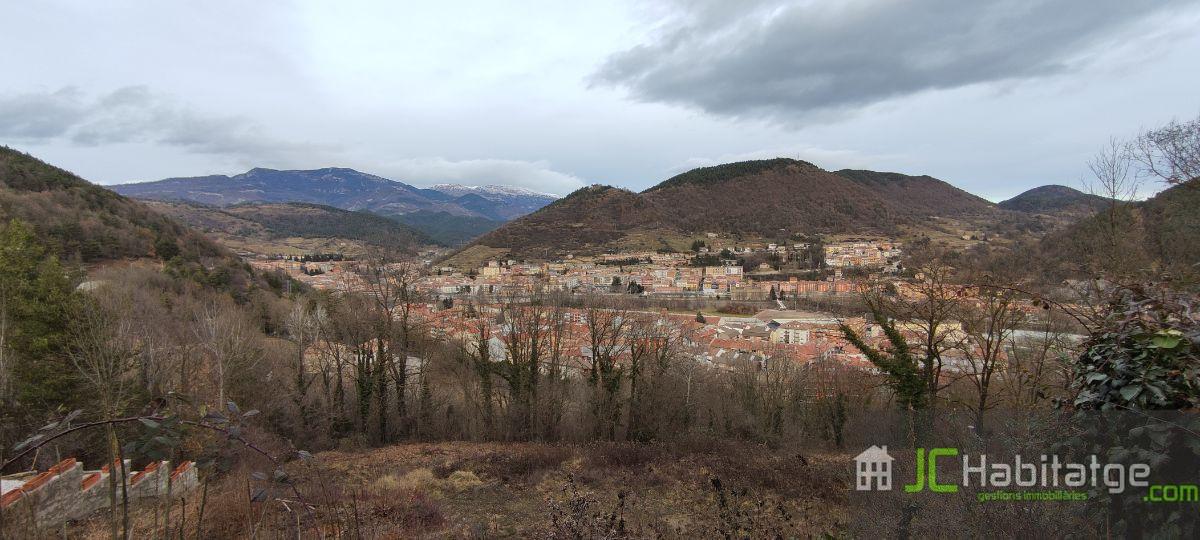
[2,0,1199,201]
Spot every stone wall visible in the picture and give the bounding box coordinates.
[0,458,198,528]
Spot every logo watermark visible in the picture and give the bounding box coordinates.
[854,446,1187,503]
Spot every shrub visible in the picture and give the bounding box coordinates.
[446,470,483,491]
[478,446,572,479]
[586,442,665,469]
[1073,282,1200,410]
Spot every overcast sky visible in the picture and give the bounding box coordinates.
[2,0,1198,200]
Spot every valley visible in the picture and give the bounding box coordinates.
[0,132,1195,539]
[5,5,1200,537]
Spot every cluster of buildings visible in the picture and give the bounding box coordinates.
[251,258,352,290]
[248,238,903,302]
[406,302,880,374]
[422,241,900,300]
[823,240,902,270]
[441,257,750,297]
[246,242,1080,395]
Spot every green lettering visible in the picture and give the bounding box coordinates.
[929,448,959,493]
[904,448,926,493]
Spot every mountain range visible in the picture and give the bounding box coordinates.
[107,158,1110,263]
[111,168,559,243]
[6,146,1193,281]
[103,158,1139,264]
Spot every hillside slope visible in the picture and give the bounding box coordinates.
[394,210,506,246]
[471,185,660,259]
[834,169,998,217]
[462,159,1029,262]
[145,201,432,256]
[645,160,904,234]
[1044,180,1199,279]
[0,146,224,263]
[999,185,1108,217]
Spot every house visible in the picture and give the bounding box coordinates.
[770,323,810,345]
[480,261,504,277]
[854,445,893,491]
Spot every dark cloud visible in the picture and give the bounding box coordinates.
[594,0,1194,121]
[0,86,324,161]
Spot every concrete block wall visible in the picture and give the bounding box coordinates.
[0,458,198,528]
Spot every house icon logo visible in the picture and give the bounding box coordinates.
[855,445,894,491]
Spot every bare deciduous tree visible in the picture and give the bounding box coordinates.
[68,288,139,539]
[584,301,629,440]
[193,300,260,410]
[955,284,1025,434]
[999,310,1078,411]
[1131,114,1200,185]
[1082,138,1144,275]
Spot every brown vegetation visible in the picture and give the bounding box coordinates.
[145,200,430,257]
[468,159,1043,261]
[68,440,850,538]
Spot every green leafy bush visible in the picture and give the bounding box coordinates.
[1073,283,1199,410]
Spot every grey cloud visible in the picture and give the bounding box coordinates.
[0,87,89,138]
[0,86,325,162]
[594,0,1195,122]
[376,157,586,196]
[0,86,585,192]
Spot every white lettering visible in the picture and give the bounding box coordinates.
[990,463,1011,486]
[962,454,987,487]
[1129,464,1150,487]
[1064,464,1087,487]
[1015,455,1037,487]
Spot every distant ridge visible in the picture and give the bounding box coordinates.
[111,167,558,241]
[431,183,560,199]
[999,184,1109,217]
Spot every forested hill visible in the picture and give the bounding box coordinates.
[393,210,505,246]
[145,200,434,255]
[833,169,999,217]
[459,158,1033,262]
[0,146,225,263]
[1044,179,1200,280]
[999,184,1109,217]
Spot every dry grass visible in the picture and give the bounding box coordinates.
[443,245,510,270]
[64,441,850,538]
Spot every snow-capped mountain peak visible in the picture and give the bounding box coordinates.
[431,184,559,199]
